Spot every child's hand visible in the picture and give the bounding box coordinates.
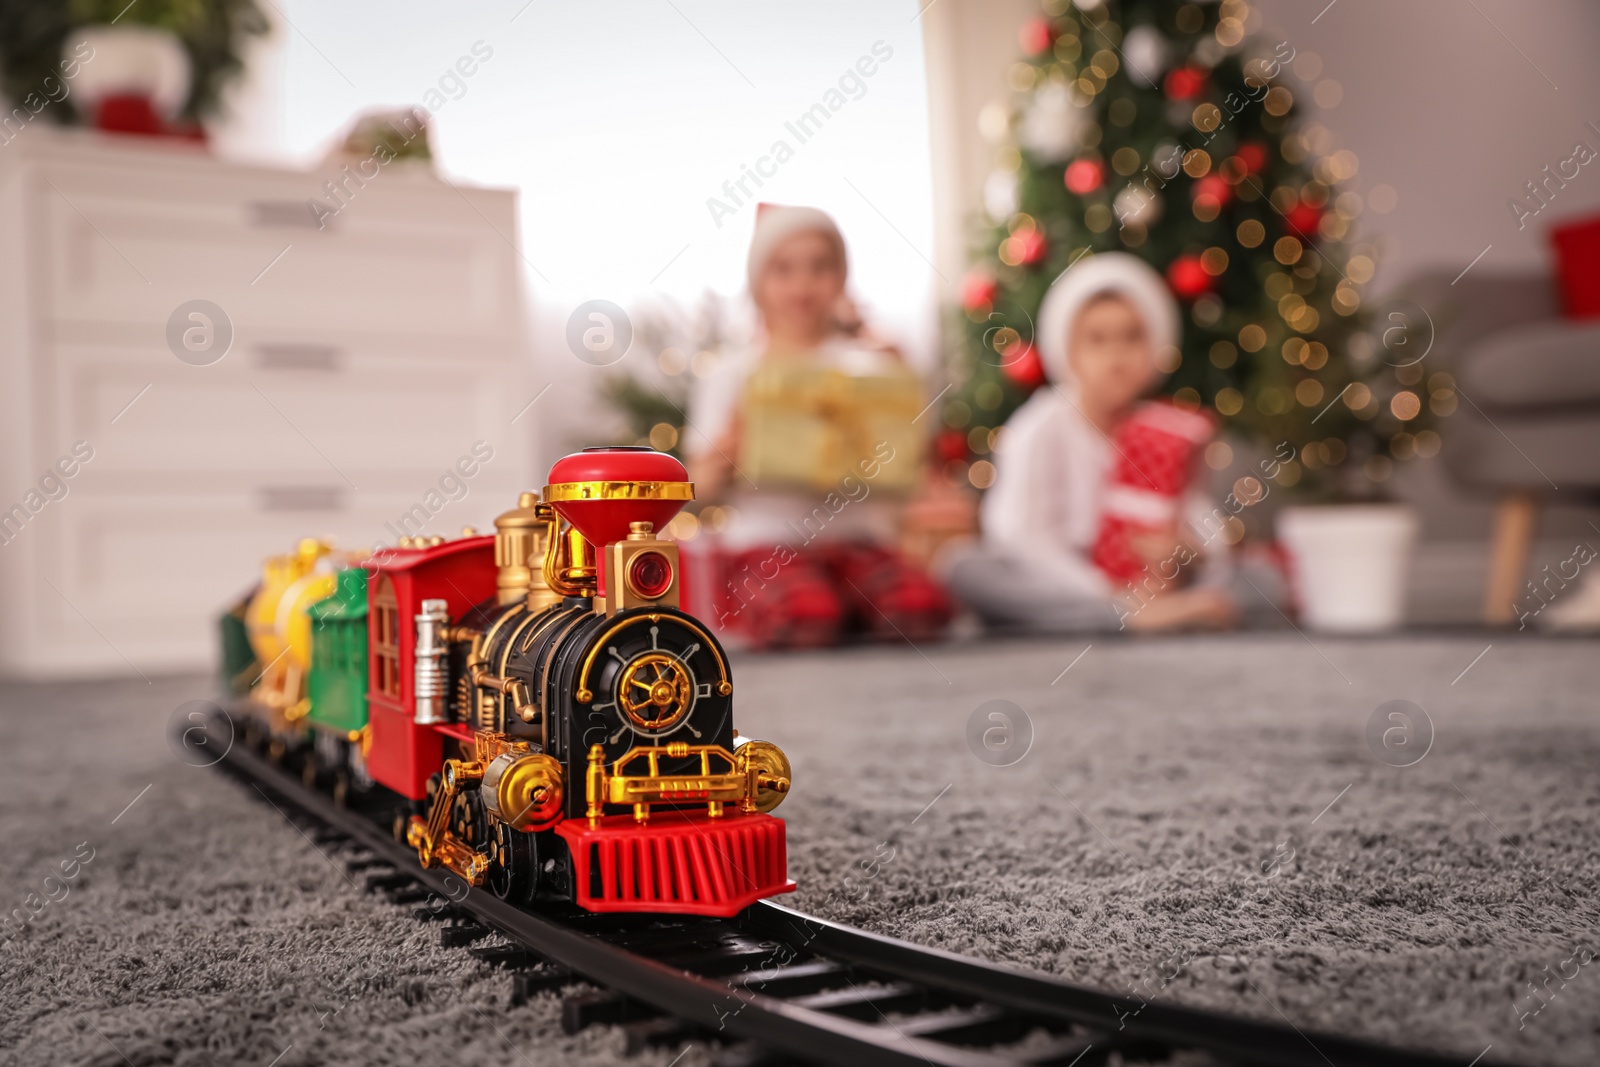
[1129,525,1195,566]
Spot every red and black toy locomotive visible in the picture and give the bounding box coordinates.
[225,447,794,917]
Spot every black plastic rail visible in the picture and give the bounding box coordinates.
[217,734,1527,1067]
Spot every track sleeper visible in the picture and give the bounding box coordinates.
[440,922,491,948]
[363,870,410,892]
[561,989,656,1034]
[890,1004,1028,1045]
[789,981,926,1020]
[472,943,539,968]
[510,966,576,1006]
[707,1042,801,1067]
[732,959,851,996]
[621,1016,699,1055]
[384,886,431,905]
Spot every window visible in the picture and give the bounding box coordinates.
[372,576,401,700]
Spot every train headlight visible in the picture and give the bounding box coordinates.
[627,550,674,600]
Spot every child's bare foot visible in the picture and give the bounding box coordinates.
[1123,587,1237,632]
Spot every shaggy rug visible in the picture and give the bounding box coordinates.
[2,633,1595,1066]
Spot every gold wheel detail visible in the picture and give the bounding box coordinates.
[734,738,792,814]
[617,652,694,732]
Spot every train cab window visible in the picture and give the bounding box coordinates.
[372,577,400,700]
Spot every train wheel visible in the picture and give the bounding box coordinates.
[535,833,574,904]
[488,822,539,905]
[449,786,488,851]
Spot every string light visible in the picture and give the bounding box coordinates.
[649,422,679,451]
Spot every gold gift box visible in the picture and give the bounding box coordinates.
[739,359,926,494]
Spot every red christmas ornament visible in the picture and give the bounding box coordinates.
[961,272,998,312]
[1163,66,1207,101]
[1000,341,1045,388]
[935,429,969,464]
[1192,174,1232,209]
[1235,142,1268,175]
[1285,202,1324,239]
[1167,255,1212,300]
[1020,18,1055,56]
[1064,159,1105,195]
[1012,229,1047,266]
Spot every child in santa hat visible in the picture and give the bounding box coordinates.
[688,205,952,649]
[946,252,1279,632]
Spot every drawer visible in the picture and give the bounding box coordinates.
[45,341,538,485]
[15,483,527,676]
[32,162,522,336]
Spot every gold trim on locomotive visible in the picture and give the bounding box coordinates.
[542,480,695,502]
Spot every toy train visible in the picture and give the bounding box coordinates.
[219,447,794,916]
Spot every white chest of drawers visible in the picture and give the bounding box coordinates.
[0,128,535,679]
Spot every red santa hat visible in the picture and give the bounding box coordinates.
[1035,252,1180,397]
[746,203,849,292]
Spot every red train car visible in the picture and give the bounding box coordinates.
[362,536,495,801]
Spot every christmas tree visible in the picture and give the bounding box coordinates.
[945,0,1443,502]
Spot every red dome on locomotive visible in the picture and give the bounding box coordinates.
[544,446,693,550]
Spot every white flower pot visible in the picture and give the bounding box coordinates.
[1278,504,1418,632]
[66,25,191,119]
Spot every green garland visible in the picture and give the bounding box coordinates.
[0,0,268,122]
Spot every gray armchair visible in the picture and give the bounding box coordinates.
[1405,269,1600,622]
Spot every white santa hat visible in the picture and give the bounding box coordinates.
[746,204,849,292]
[1034,251,1180,395]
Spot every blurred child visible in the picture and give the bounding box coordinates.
[946,253,1259,632]
[688,205,952,648]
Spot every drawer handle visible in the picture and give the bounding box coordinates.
[255,344,342,372]
[247,200,323,229]
[259,486,345,512]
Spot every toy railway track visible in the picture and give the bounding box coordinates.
[218,734,1518,1067]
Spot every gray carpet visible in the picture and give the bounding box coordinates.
[3,634,1597,1066]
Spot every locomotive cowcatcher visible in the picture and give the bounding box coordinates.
[227,447,794,917]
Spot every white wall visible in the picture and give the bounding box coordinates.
[1253,0,1600,289]
[919,0,1600,294]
